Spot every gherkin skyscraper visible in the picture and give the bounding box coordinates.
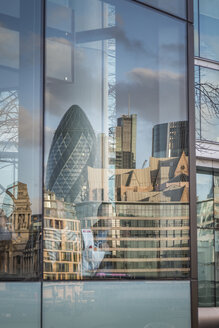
[46,105,96,203]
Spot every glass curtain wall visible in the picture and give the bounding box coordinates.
[195,66,219,143]
[0,0,42,280]
[197,170,219,306]
[194,0,219,308]
[139,0,186,18]
[194,0,219,61]
[0,0,195,327]
[0,1,42,327]
[44,0,189,280]
[43,281,191,328]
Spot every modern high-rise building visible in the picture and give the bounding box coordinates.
[46,105,96,203]
[115,114,137,169]
[152,121,189,158]
[1,0,219,327]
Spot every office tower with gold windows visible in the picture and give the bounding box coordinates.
[43,191,82,280]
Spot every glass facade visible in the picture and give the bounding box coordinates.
[195,66,219,143]
[139,0,187,18]
[0,0,42,280]
[197,170,219,307]
[0,282,41,328]
[0,0,197,327]
[195,0,219,61]
[195,0,219,312]
[43,281,191,328]
[45,0,189,280]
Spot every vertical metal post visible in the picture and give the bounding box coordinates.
[187,0,198,325]
[41,0,46,327]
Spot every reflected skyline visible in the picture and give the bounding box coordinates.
[44,101,190,279]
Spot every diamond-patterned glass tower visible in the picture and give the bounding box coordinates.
[46,105,96,203]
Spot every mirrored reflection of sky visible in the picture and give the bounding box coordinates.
[139,0,186,18]
[199,0,219,62]
[45,0,187,169]
[199,67,219,142]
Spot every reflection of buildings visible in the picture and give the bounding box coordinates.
[152,121,188,158]
[197,199,214,229]
[197,197,217,305]
[197,225,214,306]
[76,152,190,278]
[45,106,190,278]
[0,182,40,278]
[46,105,96,203]
[44,191,82,280]
[115,114,137,169]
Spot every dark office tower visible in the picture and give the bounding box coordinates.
[152,121,188,158]
[46,105,96,203]
[115,114,137,169]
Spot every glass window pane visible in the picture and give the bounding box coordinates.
[214,174,219,228]
[139,0,186,18]
[194,0,199,56]
[215,231,219,306]
[0,0,20,18]
[199,0,219,61]
[43,281,191,328]
[0,0,42,279]
[195,67,219,143]
[0,282,41,328]
[198,229,215,306]
[196,171,214,228]
[44,0,189,280]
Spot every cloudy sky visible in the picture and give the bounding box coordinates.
[45,0,187,170]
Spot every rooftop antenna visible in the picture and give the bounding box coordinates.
[128,94,130,117]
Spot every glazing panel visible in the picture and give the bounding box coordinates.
[198,228,215,306]
[196,171,214,228]
[214,173,219,228]
[195,67,219,143]
[45,0,189,280]
[0,0,42,279]
[0,233,41,279]
[43,281,191,328]
[194,0,199,57]
[139,0,186,18]
[0,0,20,18]
[215,230,219,306]
[0,282,40,328]
[199,0,219,61]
